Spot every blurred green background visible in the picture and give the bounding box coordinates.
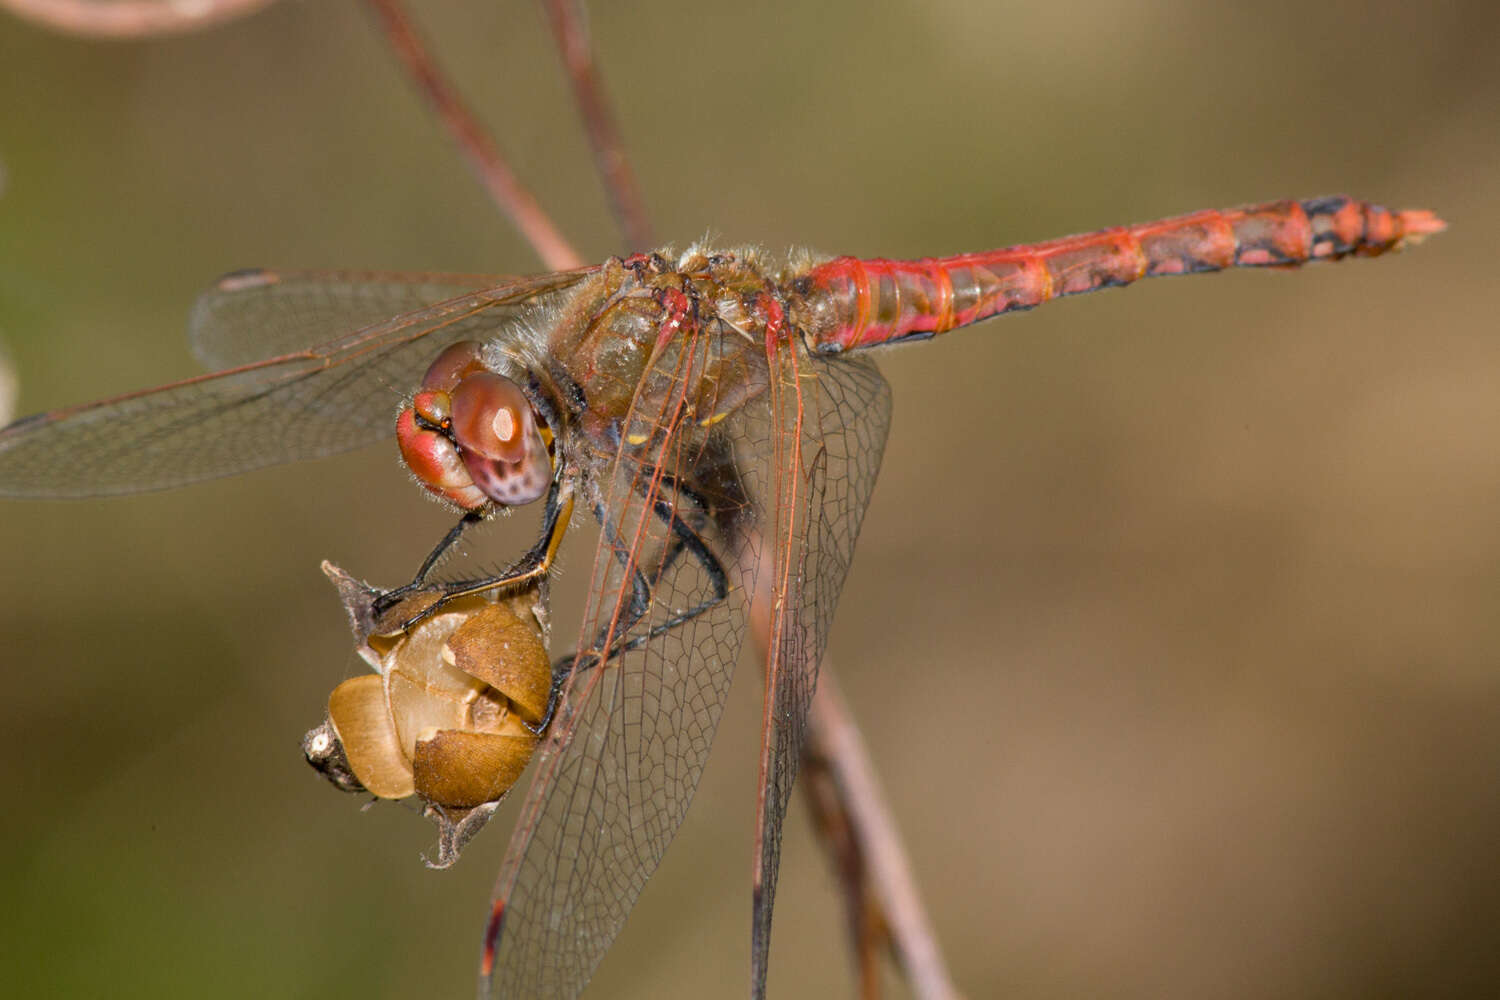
[2,1,1498,997]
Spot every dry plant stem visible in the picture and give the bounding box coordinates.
[808,669,963,1000]
[799,702,887,999]
[0,0,272,37]
[746,531,961,1000]
[363,0,584,271]
[541,0,655,251]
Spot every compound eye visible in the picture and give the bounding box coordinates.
[421,340,486,392]
[448,372,552,506]
[451,373,531,464]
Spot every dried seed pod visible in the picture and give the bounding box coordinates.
[328,673,415,800]
[412,728,536,808]
[440,600,552,724]
[311,586,552,812]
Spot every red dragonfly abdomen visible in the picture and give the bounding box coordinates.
[792,196,1444,354]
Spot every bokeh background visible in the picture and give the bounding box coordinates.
[2,1,1498,997]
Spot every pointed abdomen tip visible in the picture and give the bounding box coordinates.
[1399,209,1447,241]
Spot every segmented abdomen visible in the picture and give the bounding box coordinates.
[791,196,1444,354]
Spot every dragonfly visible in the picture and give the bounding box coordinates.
[0,195,1442,997]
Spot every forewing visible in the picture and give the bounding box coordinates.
[476,324,889,998]
[743,350,891,997]
[190,268,525,369]
[479,319,760,997]
[0,269,591,498]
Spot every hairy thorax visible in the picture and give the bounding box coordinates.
[542,249,805,459]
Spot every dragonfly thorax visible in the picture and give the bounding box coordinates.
[546,250,789,456]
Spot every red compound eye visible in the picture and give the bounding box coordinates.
[396,406,487,510]
[446,372,552,506]
[421,340,486,392]
[451,373,530,464]
[397,348,552,510]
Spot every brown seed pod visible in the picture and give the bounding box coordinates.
[318,589,551,810]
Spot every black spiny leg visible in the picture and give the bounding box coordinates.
[414,508,487,584]
[535,473,730,732]
[373,476,573,626]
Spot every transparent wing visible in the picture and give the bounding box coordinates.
[478,316,751,997]
[476,322,890,997]
[191,268,524,370]
[0,268,592,498]
[746,350,891,998]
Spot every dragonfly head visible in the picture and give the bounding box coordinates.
[396,340,553,510]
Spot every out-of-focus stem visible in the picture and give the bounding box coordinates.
[808,669,963,1000]
[541,0,654,251]
[745,527,961,1000]
[799,692,887,997]
[364,0,584,271]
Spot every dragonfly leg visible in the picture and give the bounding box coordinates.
[412,507,488,585]
[588,467,731,654]
[604,493,729,653]
[577,464,725,646]
[373,474,575,628]
[533,474,729,733]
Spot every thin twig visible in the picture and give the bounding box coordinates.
[800,703,888,998]
[0,0,272,38]
[363,0,583,271]
[541,0,654,251]
[745,529,962,999]
[809,670,963,1000]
